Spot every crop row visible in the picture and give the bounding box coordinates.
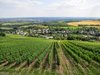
[68,41,100,63]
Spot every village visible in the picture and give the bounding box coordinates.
[6,26,99,41]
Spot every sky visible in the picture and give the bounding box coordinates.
[0,0,100,18]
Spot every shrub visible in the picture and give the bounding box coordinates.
[0,32,6,37]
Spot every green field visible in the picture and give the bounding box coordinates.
[0,34,100,75]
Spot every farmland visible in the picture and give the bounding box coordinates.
[0,34,100,75]
[67,20,100,28]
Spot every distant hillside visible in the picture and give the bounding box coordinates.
[67,20,100,26]
[0,17,99,22]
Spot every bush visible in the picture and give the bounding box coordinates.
[0,32,6,37]
[67,34,90,41]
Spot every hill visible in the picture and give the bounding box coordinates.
[0,34,100,75]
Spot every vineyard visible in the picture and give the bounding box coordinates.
[0,34,100,75]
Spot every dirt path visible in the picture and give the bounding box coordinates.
[56,42,74,75]
[0,61,8,67]
[15,61,27,71]
[40,50,50,69]
[7,62,16,69]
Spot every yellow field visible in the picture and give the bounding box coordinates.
[67,20,100,26]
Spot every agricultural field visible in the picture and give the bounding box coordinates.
[67,20,100,28]
[0,34,100,75]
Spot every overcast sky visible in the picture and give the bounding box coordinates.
[0,0,100,18]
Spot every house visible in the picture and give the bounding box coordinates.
[45,36,53,39]
[40,35,53,39]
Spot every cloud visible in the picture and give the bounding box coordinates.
[48,0,100,10]
[0,0,42,8]
[0,0,100,17]
[0,0,44,17]
[45,0,100,17]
